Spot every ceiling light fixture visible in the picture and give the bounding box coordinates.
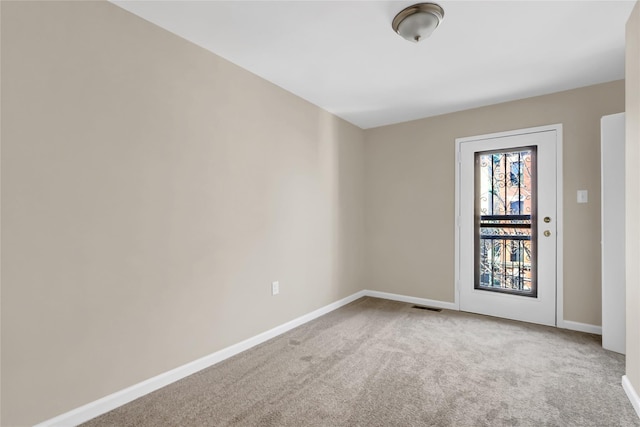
[392,3,444,43]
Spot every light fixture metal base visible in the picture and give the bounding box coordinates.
[392,3,444,43]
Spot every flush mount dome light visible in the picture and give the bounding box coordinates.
[392,3,444,43]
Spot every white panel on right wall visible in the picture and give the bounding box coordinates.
[601,112,626,354]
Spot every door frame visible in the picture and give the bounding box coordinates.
[454,124,564,327]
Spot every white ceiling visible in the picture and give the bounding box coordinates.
[111,1,636,129]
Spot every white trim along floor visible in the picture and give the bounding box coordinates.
[35,290,614,427]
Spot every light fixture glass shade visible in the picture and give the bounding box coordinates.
[392,3,444,43]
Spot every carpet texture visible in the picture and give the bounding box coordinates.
[83,297,639,426]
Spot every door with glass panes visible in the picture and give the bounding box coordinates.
[457,127,558,326]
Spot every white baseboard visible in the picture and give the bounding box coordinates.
[38,289,591,426]
[560,319,602,335]
[364,290,459,310]
[623,375,640,419]
[34,290,367,427]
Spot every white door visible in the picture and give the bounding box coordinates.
[601,113,625,353]
[457,126,560,327]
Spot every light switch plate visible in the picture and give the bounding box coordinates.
[577,190,588,203]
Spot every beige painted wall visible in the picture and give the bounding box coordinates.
[0,2,364,425]
[364,81,625,325]
[626,0,640,396]
[0,1,633,425]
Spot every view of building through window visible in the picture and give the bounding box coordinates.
[475,148,536,297]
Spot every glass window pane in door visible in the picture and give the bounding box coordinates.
[474,147,537,297]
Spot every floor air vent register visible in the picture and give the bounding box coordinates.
[412,305,442,312]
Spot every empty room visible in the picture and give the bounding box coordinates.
[2,1,640,426]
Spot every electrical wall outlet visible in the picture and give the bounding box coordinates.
[271,281,280,296]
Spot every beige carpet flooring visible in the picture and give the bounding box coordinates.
[83,297,639,426]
